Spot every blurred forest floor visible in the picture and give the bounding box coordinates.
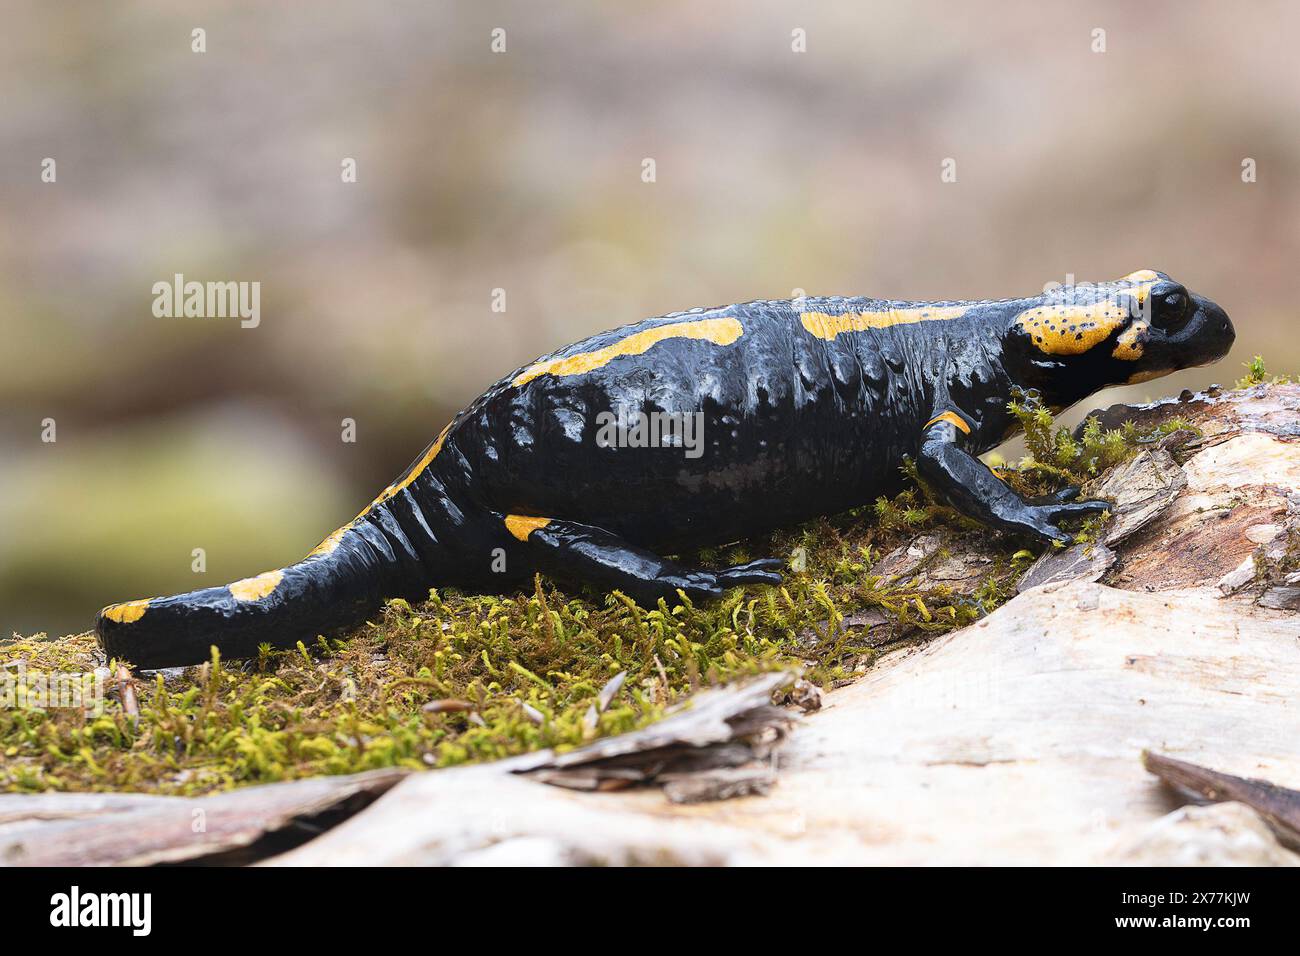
[2,1,1298,635]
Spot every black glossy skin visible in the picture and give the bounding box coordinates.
[97,270,1235,668]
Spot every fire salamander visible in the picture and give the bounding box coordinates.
[98,270,1234,668]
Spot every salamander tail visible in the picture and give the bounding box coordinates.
[96,522,409,670]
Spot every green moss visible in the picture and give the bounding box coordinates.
[1,496,1020,796]
[1001,388,1201,498]
[1235,355,1294,389]
[1254,524,1300,588]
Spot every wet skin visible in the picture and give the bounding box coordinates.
[98,270,1235,668]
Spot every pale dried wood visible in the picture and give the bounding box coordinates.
[0,768,405,866]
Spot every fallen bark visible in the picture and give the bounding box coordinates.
[519,670,796,793]
[0,769,405,866]
[1142,751,1300,850]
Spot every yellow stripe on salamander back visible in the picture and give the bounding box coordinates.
[307,525,349,559]
[504,515,552,541]
[367,424,452,509]
[800,305,969,341]
[1113,321,1149,360]
[306,422,454,560]
[229,570,283,602]
[512,317,744,387]
[102,598,151,624]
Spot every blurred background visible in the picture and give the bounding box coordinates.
[2,1,1298,637]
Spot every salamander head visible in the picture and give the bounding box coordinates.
[1003,270,1235,402]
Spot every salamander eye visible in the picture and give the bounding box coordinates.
[1153,287,1190,329]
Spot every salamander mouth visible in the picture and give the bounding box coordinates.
[1173,296,1234,369]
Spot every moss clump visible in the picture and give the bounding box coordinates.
[1,497,1019,796]
[1001,388,1199,498]
[1235,355,1294,389]
[1254,524,1300,589]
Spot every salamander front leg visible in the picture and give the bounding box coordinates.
[916,414,1110,546]
[502,514,783,605]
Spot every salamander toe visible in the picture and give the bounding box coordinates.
[716,558,785,588]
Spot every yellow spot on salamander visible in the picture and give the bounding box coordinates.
[512,317,744,387]
[924,411,971,435]
[1016,301,1131,355]
[800,305,968,341]
[102,599,150,624]
[504,515,553,541]
[1112,271,1161,306]
[229,570,283,602]
[1113,321,1148,360]
[1120,283,1156,306]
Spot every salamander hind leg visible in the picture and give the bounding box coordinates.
[501,514,783,606]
